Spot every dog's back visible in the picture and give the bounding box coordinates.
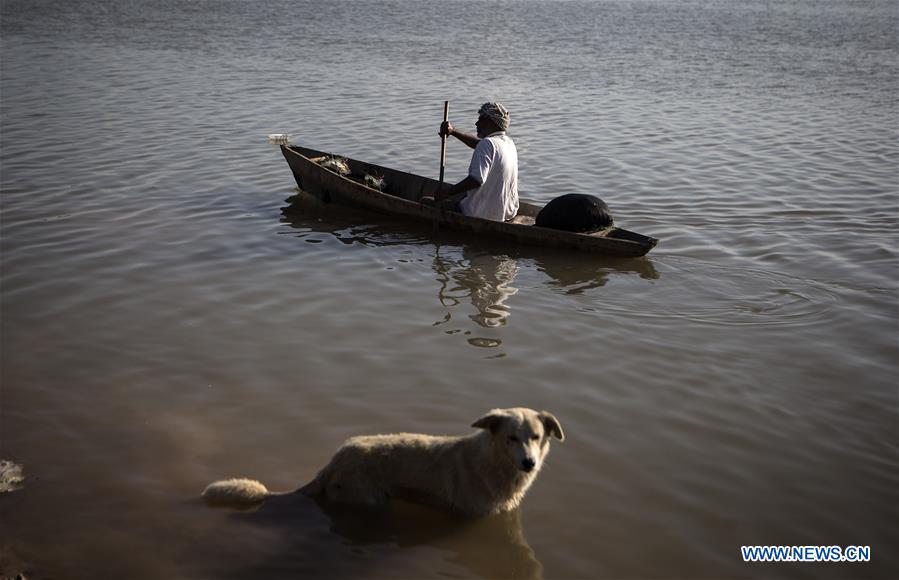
[310,433,477,508]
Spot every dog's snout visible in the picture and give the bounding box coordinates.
[521,458,536,472]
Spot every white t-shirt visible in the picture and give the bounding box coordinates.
[461,132,519,221]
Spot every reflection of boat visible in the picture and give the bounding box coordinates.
[281,144,658,257]
[535,252,659,294]
[280,193,661,351]
[280,191,661,293]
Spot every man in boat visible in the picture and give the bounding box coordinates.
[433,102,519,222]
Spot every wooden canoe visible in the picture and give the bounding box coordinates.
[280,144,658,257]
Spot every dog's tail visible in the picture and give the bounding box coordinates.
[202,473,326,508]
[201,478,272,507]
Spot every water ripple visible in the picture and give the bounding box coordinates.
[1,1,897,579]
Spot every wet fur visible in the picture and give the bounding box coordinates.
[202,408,563,517]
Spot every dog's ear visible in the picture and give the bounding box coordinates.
[540,411,564,441]
[472,410,507,434]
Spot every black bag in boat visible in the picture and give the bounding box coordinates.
[535,193,614,233]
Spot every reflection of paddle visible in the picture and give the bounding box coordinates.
[434,100,449,232]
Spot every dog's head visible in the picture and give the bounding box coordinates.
[472,408,564,473]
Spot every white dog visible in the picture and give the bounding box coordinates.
[202,407,564,516]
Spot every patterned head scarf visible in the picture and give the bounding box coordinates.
[478,102,511,131]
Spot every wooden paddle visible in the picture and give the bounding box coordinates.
[439,100,449,184]
[434,100,449,231]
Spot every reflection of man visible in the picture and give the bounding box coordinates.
[437,102,519,222]
[434,249,519,329]
[466,252,519,328]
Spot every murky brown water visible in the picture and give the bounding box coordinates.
[1,0,897,578]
